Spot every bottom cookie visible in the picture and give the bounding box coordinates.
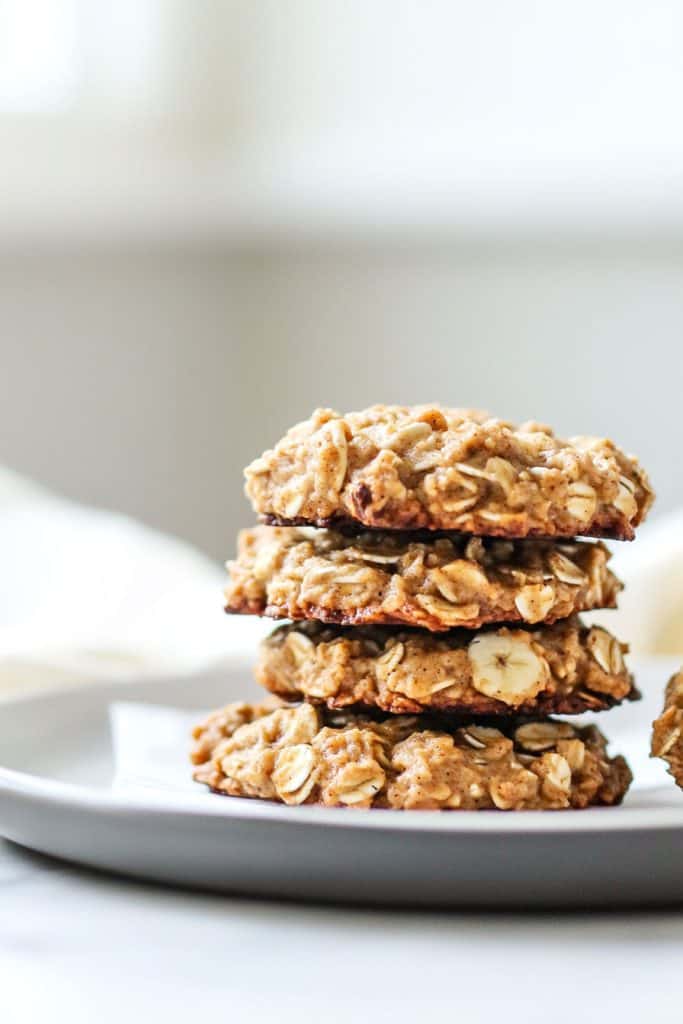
[191,700,631,811]
[652,670,683,788]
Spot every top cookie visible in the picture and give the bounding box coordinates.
[245,405,653,540]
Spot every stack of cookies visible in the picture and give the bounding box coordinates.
[193,405,654,811]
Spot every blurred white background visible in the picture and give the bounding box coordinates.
[4,16,683,1004]
[0,0,681,557]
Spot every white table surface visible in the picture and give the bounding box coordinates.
[2,836,681,1024]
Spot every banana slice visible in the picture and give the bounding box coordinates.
[468,633,549,705]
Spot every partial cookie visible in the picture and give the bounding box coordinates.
[652,671,683,788]
[224,525,621,631]
[257,617,636,716]
[192,701,632,810]
[245,405,653,540]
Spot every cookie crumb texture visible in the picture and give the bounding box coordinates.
[652,671,683,788]
[225,526,621,631]
[244,406,653,540]
[257,617,636,716]
[192,701,632,810]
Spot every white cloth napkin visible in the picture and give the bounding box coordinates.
[0,468,269,695]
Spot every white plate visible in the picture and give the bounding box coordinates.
[1,656,682,907]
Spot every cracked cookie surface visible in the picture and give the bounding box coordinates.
[225,525,621,631]
[245,405,653,540]
[192,701,632,810]
[652,671,683,788]
[256,616,636,716]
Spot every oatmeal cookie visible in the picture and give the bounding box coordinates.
[256,617,636,716]
[224,525,621,631]
[245,405,653,539]
[192,701,632,810]
[652,671,683,788]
